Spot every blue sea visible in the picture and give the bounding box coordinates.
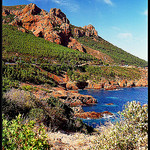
[78,87,148,128]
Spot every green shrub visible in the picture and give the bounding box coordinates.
[3,63,57,85]
[33,97,93,133]
[28,108,45,121]
[20,85,36,92]
[93,101,148,149]
[2,114,52,149]
[2,77,19,92]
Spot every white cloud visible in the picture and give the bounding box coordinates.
[118,33,133,39]
[53,0,61,4]
[103,0,113,6]
[51,0,79,12]
[143,9,148,16]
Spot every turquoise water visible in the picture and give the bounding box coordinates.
[78,87,148,128]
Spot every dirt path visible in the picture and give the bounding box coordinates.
[47,131,97,150]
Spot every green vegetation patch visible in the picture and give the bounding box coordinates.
[2,14,15,24]
[3,63,57,86]
[2,114,51,149]
[2,24,97,67]
[68,65,141,82]
[76,36,147,67]
[2,5,26,10]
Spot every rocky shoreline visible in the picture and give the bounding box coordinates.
[18,64,148,120]
[21,70,148,120]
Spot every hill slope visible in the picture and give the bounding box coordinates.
[2,24,146,86]
[2,3,147,67]
[75,36,147,67]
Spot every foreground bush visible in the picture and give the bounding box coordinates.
[2,114,52,149]
[93,101,148,150]
[2,88,36,119]
[2,88,93,133]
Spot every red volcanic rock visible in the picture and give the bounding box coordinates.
[70,101,83,107]
[126,80,134,87]
[52,91,67,99]
[86,81,102,89]
[62,74,69,82]
[44,31,62,44]
[106,103,114,105]
[83,24,94,30]
[21,15,36,23]
[73,28,85,37]
[10,10,23,16]
[82,24,98,37]
[22,3,41,15]
[9,17,23,26]
[60,23,71,35]
[18,27,28,33]
[33,27,44,37]
[68,37,85,52]
[2,9,10,16]
[101,111,113,116]
[49,87,97,107]
[104,84,117,90]
[40,9,48,16]
[66,81,78,90]
[109,80,119,86]
[135,78,148,87]
[118,79,127,87]
[85,31,90,37]
[68,93,97,106]
[71,106,84,114]
[7,4,64,45]
[50,8,69,25]
[75,111,113,119]
[67,90,78,94]
[7,3,100,51]
[74,111,101,119]
[86,80,119,90]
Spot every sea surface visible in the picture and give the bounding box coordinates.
[78,87,148,128]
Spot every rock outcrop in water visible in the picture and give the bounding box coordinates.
[74,111,113,119]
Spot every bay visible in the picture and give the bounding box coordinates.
[78,87,148,128]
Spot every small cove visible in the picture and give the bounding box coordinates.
[78,87,148,128]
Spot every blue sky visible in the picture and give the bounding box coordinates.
[3,0,148,61]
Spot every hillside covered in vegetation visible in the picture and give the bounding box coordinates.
[2,3,147,67]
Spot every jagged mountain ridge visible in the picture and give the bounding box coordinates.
[2,3,147,66]
[2,3,97,51]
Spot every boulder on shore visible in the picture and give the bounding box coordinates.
[74,111,113,119]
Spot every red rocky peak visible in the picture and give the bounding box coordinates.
[2,3,98,52]
[83,24,98,37]
[22,3,42,15]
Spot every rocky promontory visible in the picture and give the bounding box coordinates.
[74,111,113,119]
[2,3,99,52]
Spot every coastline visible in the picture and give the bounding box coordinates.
[77,86,148,124]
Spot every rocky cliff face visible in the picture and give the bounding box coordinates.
[2,3,99,52]
[73,24,98,38]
